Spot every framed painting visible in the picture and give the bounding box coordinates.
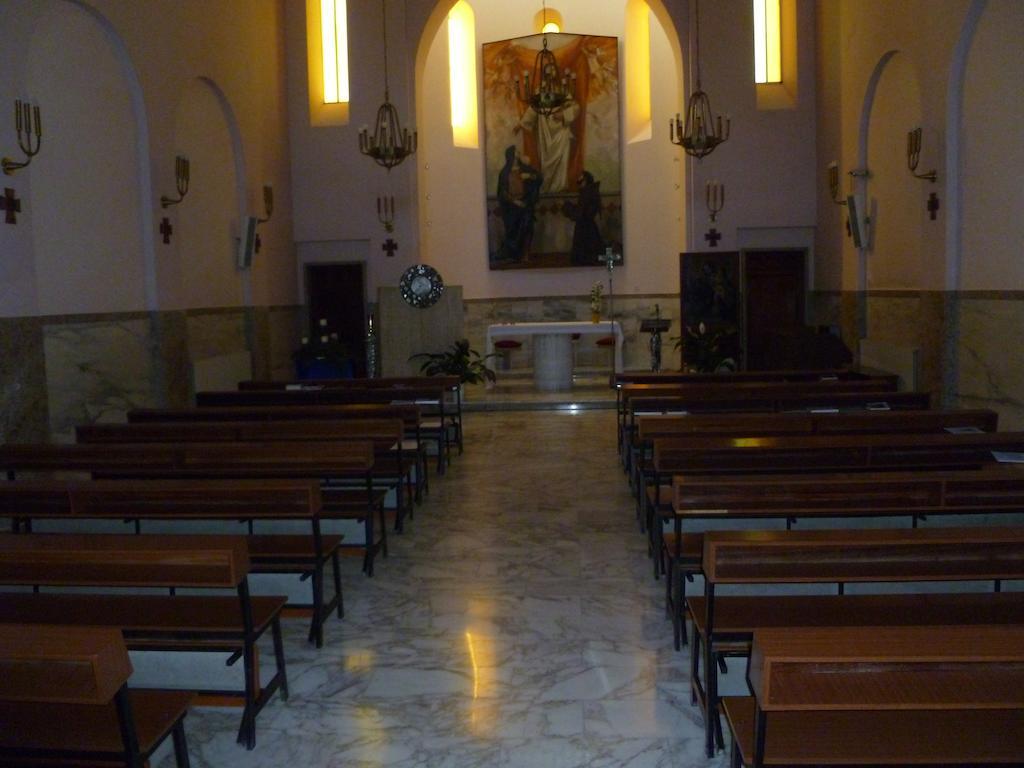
[482,33,623,270]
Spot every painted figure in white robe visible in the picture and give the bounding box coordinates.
[515,98,581,194]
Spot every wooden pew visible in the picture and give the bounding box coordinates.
[0,478,341,648]
[0,533,288,750]
[0,441,386,576]
[661,465,1024,649]
[128,403,430,500]
[690,525,1024,757]
[195,386,455,474]
[632,408,998,500]
[0,624,195,768]
[76,417,417,532]
[724,625,1024,767]
[614,368,897,388]
[238,375,465,456]
[620,386,926,465]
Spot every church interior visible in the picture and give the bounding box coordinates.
[1,1,1023,766]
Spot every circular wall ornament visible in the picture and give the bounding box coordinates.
[399,264,445,308]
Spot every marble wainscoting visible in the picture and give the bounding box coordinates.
[464,295,681,372]
[0,316,50,442]
[0,305,302,443]
[955,295,1024,430]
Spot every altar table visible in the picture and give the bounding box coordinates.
[486,321,624,391]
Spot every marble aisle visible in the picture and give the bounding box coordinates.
[161,410,728,768]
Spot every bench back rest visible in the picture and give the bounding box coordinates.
[78,419,404,452]
[621,378,897,405]
[616,369,892,387]
[748,625,1024,711]
[0,624,132,705]
[239,376,460,391]
[628,391,930,417]
[0,479,322,521]
[673,467,1024,515]
[128,403,422,429]
[639,409,998,441]
[702,526,1024,584]
[653,431,1024,474]
[0,442,375,479]
[196,386,445,408]
[0,532,250,588]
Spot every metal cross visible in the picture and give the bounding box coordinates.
[1,187,22,224]
[927,192,940,221]
[704,228,722,247]
[382,238,399,257]
[159,217,173,244]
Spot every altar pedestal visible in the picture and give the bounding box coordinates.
[533,334,574,391]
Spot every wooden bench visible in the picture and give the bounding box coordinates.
[77,417,416,532]
[723,625,1024,766]
[661,465,1024,649]
[238,375,464,456]
[195,386,455,474]
[632,407,998,503]
[0,478,342,648]
[128,403,430,500]
[644,428,1024,538]
[690,526,1024,757]
[0,623,194,768]
[621,388,929,467]
[0,441,386,576]
[0,533,288,750]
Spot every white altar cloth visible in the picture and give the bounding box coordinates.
[486,321,624,387]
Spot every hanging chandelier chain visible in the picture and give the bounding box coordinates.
[382,0,390,100]
[693,0,702,89]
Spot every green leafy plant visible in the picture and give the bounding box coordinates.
[672,321,738,373]
[410,339,497,385]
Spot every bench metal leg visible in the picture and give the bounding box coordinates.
[272,617,289,701]
[237,638,257,750]
[172,718,192,768]
[307,562,324,648]
[332,549,344,618]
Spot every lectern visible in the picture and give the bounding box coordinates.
[640,311,672,372]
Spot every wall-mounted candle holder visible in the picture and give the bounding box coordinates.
[827,162,847,205]
[906,127,937,182]
[2,100,43,176]
[705,181,724,222]
[160,156,190,208]
[377,195,395,233]
[254,185,273,253]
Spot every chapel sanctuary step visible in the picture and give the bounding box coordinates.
[0,623,194,768]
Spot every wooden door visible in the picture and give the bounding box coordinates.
[305,263,367,377]
[743,250,806,370]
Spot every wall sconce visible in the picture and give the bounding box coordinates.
[377,194,395,232]
[2,100,43,176]
[705,181,724,222]
[906,127,937,182]
[827,161,847,205]
[254,185,273,253]
[160,156,190,208]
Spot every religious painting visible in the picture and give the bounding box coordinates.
[482,33,623,270]
[679,251,742,371]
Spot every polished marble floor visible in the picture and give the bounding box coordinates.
[162,410,729,767]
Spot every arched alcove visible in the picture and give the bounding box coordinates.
[24,0,148,315]
[864,52,926,289]
[163,78,247,310]
[414,0,684,300]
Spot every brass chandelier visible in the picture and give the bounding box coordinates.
[359,0,417,170]
[514,3,576,117]
[670,0,729,159]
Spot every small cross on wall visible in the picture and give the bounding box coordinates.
[704,228,722,247]
[382,238,399,257]
[927,192,940,221]
[159,217,173,244]
[1,187,22,225]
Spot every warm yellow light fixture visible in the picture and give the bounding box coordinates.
[753,0,781,84]
[533,7,563,34]
[321,0,350,103]
[542,21,560,33]
[448,0,478,148]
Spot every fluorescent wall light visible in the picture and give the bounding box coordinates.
[753,0,781,84]
[321,0,349,104]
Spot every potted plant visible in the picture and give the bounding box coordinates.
[673,321,739,373]
[293,318,353,379]
[409,339,497,386]
[589,282,604,322]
